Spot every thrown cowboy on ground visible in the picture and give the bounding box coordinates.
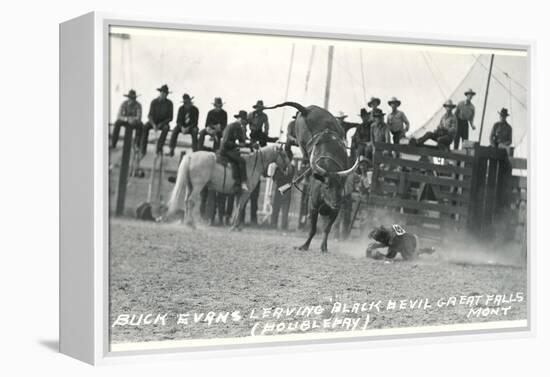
[411,100,458,150]
[366,224,436,261]
[168,93,199,155]
[111,89,143,149]
[490,108,513,153]
[220,110,251,192]
[141,84,173,156]
[454,88,477,150]
[386,96,410,144]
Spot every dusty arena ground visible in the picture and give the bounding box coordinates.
[109,218,527,345]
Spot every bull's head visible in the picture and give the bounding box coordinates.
[310,143,360,210]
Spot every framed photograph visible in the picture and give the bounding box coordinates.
[60,12,533,365]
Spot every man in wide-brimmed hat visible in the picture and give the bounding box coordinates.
[454,88,477,149]
[168,93,200,155]
[367,96,381,109]
[140,84,173,156]
[366,97,382,129]
[247,100,271,147]
[490,108,513,151]
[370,108,391,144]
[411,100,457,150]
[220,110,250,193]
[386,96,410,144]
[199,97,228,151]
[111,89,143,149]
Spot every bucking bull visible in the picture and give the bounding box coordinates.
[264,102,359,252]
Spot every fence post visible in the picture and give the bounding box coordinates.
[115,125,134,216]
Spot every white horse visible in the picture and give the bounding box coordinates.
[166,144,290,229]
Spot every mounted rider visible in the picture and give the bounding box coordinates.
[220,110,250,192]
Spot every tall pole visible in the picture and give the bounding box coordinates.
[324,45,334,109]
[279,43,296,137]
[478,54,495,143]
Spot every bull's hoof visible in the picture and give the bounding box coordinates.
[320,248,328,253]
[295,244,309,251]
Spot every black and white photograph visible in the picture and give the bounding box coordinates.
[106,25,528,351]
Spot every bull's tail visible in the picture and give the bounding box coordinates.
[166,153,192,217]
[263,101,309,116]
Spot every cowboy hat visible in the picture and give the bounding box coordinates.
[253,100,265,109]
[157,84,171,94]
[498,108,510,117]
[234,110,248,119]
[335,111,348,119]
[124,89,139,98]
[388,96,401,106]
[368,97,381,107]
[464,88,476,96]
[443,100,457,108]
[212,97,224,106]
[181,93,194,103]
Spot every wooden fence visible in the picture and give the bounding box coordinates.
[365,142,524,243]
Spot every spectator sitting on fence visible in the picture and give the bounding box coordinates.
[248,100,274,147]
[410,100,457,151]
[366,224,436,261]
[140,84,173,156]
[111,89,143,149]
[200,97,228,149]
[168,93,199,156]
[271,155,296,231]
[386,97,410,145]
[490,108,513,153]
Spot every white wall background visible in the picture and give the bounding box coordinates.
[0,0,547,375]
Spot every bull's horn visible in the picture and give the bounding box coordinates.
[335,157,360,177]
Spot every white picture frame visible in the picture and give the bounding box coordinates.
[59,11,535,365]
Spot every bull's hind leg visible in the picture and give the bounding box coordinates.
[296,209,318,251]
[320,210,338,253]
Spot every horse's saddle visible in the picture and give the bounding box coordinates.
[215,154,239,183]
